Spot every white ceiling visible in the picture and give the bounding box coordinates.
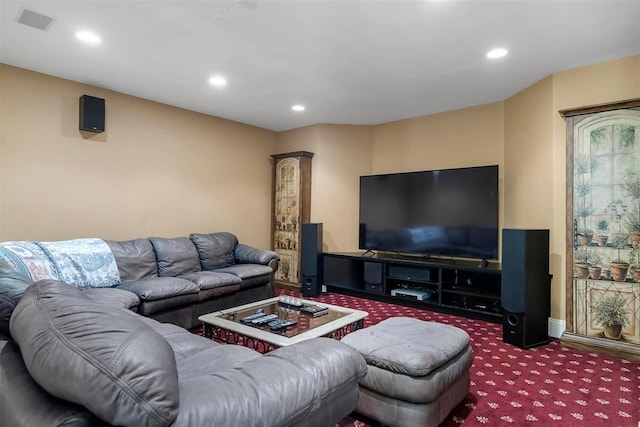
[1,0,639,132]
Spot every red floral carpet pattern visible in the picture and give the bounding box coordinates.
[279,291,640,427]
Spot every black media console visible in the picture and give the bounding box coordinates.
[323,252,502,322]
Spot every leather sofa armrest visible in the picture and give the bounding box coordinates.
[234,244,280,270]
[267,257,279,273]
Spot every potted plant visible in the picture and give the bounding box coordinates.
[628,244,640,282]
[573,247,590,279]
[626,210,640,244]
[609,232,630,282]
[592,292,631,340]
[587,249,602,280]
[577,227,594,246]
[596,219,609,246]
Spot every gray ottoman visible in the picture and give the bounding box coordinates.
[341,317,473,427]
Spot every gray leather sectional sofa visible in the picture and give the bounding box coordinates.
[106,232,280,329]
[1,278,368,426]
[0,232,280,330]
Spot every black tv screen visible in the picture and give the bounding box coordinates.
[359,165,499,260]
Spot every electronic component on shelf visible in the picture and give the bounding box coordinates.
[390,288,433,301]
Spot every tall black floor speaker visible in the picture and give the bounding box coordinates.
[501,229,550,349]
[301,223,323,297]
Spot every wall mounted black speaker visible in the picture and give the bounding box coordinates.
[79,95,105,133]
[501,229,550,349]
[301,223,323,297]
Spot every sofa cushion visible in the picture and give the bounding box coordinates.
[79,286,140,310]
[106,238,158,280]
[215,264,273,289]
[149,237,201,277]
[10,280,180,427]
[116,277,199,301]
[137,316,261,372]
[189,232,237,270]
[0,268,33,337]
[171,338,366,427]
[137,294,200,316]
[195,284,241,301]
[178,271,241,290]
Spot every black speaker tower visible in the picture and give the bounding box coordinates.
[79,95,105,133]
[301,223,323,297]
[501,229,550,349]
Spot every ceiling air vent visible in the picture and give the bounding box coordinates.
[16,8,55,32]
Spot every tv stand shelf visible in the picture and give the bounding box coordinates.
[323,252,502,322]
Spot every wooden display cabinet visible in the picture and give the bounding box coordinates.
[270,151,314,291]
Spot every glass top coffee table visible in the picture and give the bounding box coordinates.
[198,296,368,353]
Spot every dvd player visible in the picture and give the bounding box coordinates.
[390,288,433,301]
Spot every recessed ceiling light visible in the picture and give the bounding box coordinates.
[75,31,101,45]
[209,76,227,87]
[292,105,305,112]
[487,48,508,59]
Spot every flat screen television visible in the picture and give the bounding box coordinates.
[359,165,499,260]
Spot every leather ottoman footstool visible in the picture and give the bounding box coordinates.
[341,317,473,427]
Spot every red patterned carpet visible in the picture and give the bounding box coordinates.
[280,291,640,427]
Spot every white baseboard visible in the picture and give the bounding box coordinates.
[548,317,566,338]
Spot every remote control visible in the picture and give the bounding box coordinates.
[251,314,278,325]
[268,320,297,331]
[240,310,267,324]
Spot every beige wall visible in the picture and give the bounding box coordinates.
[3,55,639,324]
[371,102,506,239]
[276,124,372,252]
[371,102,505,175]
[0,64,277,248]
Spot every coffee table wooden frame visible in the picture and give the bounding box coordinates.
[198,297,368,353]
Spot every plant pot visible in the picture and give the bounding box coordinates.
[574,262,591,279]
[596,235,609,246]
[602,324,623,340]
[629,231,640,245]
[601,268,611,280]
[632,267,640,282]
[609,261,630,282]
[588,266,602,280]
[577,231,594,246]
